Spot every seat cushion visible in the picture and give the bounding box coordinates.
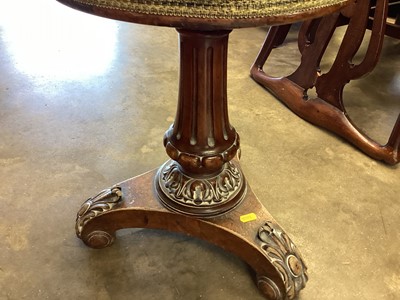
[57,0,352,28]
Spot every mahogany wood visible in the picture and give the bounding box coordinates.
[156,30,247,218]
[72,27,307,299]
[251,0,400,165]
[55,0,354,298]
[77,167,307,300]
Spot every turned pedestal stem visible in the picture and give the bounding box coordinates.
[155,29,246,217]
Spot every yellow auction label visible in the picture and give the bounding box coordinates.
[240,213,257,223]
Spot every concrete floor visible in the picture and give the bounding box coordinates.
[1,1,399,299]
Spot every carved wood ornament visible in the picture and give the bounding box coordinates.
[155,30,246,217]
[56,0,353,298]
[257,222,308,300]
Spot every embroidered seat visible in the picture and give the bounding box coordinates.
[58,0,350,28]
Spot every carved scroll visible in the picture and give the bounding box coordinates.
[75,186,122,237]
[257,222,308,300]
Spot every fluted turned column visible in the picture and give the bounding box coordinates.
[155,29,246,217]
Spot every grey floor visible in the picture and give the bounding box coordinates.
[1,1,399,299]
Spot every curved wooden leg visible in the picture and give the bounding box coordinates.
[251,0,400,165]
[76,166,307,300]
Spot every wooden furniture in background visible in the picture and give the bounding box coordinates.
[251,0,400,165]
